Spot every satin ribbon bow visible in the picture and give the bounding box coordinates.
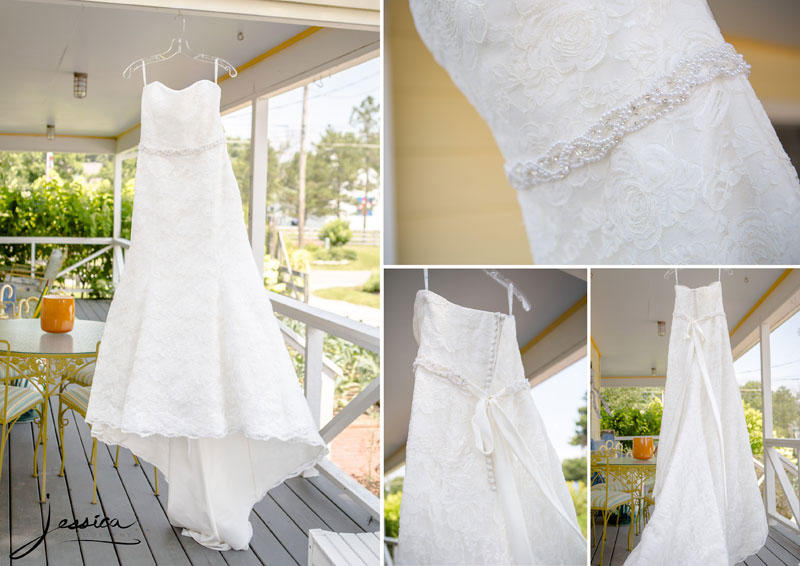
[681,317,728,511]
[469,388,586,564]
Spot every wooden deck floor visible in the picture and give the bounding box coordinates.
[591,513,800,566]
[0,299,378,565]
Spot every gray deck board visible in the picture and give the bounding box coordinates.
[0,300,377,565]
[40,398,89,566]
[9,424,46,566]
[253,496,308,565]
[593,514,800,565]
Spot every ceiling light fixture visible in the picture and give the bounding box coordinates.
[73,72,88,98]
[46,124,55,140]
[657,321,666,336]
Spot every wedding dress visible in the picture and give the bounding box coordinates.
[409,0,800,264]
[85,76,327,550]
[397,285,586,565]
[626,278,767,565]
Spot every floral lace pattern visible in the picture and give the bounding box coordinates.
[410,0,800,264]
[506,44,750,186]
[397,290,585,565]
[85,80,327,550]
[626,281,767,564]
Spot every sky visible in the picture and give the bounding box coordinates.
[734,308,800,393]
[530,357,588,461]
[220,57,380,158]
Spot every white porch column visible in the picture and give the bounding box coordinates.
[760,322,777,519]
[248,97,269,277]
[112,152,124,284]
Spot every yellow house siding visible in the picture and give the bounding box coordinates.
[388,0,532,264]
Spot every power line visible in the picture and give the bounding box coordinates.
[268,73,379,111]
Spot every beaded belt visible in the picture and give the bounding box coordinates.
[138,136,227,156]
[505,43,750,188]
[413,356,586,563]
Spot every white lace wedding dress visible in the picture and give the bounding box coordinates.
[409,0,800,264]
[397,289,586,565]
[626,280,767,565]
[85,78,327,551]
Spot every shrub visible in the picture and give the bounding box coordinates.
[362,270,380,293]
[312,247,358,263]
[318,219,352,247]
[290,249,312,272]
[384,490,402,539]
[303,243,321,253]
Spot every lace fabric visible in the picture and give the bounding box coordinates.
[85,79,327,551]
[625,281,767,565]
[409,0,800,264]
[397,290,585,565]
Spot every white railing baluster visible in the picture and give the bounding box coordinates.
[320,378,379,443]
[761,322,777,519]
[304,326,335,428]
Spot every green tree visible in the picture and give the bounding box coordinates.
[571,397,587,447]
[740,380,800,438]
[743,404,764,455]
[349,96,380,230]
[562,457,587,482]
[313,127,361,217]
[599,387,664,437]
[0,169,134,296]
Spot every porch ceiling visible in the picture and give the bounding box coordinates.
[0,0,379,148]
[591,268,790,379]
[384,268,587,469]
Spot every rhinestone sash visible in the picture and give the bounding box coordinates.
[505,43,750,188]
[138,137,227,156]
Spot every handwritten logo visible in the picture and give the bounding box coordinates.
[10,494,141,559]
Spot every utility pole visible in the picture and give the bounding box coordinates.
[362,152,369,231]
[297,84,309,247]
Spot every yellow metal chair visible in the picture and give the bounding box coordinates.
[591,448,633,565]
[57,346,159,503]
[0,340,46,480]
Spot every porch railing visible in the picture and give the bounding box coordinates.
[0,236,130,292]
[761,438,800,533]
[268,291,380,519]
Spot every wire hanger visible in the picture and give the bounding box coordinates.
[664,268,731,285]
[122,14,238,84]
[483,270,531,315]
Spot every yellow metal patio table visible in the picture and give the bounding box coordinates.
[0,319,103,503]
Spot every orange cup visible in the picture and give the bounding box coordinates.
[40,295,75,334]
[633,437,654,460]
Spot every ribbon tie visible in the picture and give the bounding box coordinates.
[686,318,706,343]
[468,387,586,564]
[661,316,728,514]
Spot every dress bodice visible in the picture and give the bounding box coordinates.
[413,290,526,394]
[139,80,226,151]
[673,281,725,321]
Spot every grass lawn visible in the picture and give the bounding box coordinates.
[311,245,379,271]
[314,286,380,308]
